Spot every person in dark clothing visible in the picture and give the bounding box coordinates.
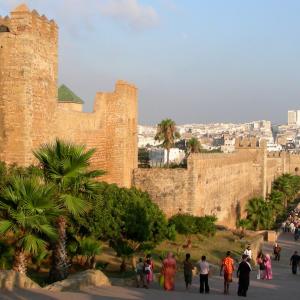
[183,253,194,290]
[237,254,251,297]
[294,227,299,241]
[290,251,300,275]
[273,243,281,261]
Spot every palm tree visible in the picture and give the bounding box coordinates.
[0,176,57,275]
[267,190,284,216]
[291,175,300,198]
[154,119,180,167]
[187,137,201,155]
[34,139,104,282]
[272,174,294,207]
[245,197,272,230]
[237,219,250,238]
[78,237,102,269]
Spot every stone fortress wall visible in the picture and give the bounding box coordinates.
[0,4,137,187]
[133,138,300,227]
[1,4,300,227]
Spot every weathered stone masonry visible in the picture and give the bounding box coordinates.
[0,4,137,187]
[133,141,300,227]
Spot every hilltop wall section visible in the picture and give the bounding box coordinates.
[0,5,137,187]
[134,144,300,228]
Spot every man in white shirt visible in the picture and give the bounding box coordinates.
[243,245,252,260]
[198,255,210,294]
[290,222,295,234]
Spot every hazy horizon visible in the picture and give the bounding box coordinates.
[1,0,299,125]
[138,119,279,127]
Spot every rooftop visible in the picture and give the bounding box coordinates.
[58,84,84,104]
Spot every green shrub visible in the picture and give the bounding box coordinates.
[169,214,217,236]
[169,214,197,234]
[165,224,177,241]
[195,215,217,236]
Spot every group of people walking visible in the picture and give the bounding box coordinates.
[282,207,300,240]
[220,248,253,297]
[135,248,253,297]
[135,254,154,288]
[135,234,299,297]
[256,251,272,280]
[183,253,210,293]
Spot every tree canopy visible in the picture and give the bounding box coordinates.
[242,173,300,230]
[155,119,180,167]
[187,137,202,154]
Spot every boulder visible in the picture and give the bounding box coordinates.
[45,269,111,292]
[0,270,40,290]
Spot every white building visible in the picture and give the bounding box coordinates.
[149,148,186,166]
[288,110,300,126]
[267,143,282,152]
[221,137,236,153]
[294,135,300,149]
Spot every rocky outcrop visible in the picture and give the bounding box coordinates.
[0,270,40,290]
[45,269,111,292]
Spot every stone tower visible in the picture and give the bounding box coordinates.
[0,4,58,165]
[94,81,138,187]
[0,4,138,187]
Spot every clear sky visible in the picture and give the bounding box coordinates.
[1,0,300,125]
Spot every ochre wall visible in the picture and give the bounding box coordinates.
[57,102,83,112]
[0,6,137,187]
[134,148,300,228]
[133,168,191,217]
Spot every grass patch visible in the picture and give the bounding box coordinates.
[152,231,255,270]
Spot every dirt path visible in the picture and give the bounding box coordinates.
[2,232,300,300]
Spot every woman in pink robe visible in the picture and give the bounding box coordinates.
[145,256,154,284]
[162,252,177,291]
[263,254,273,280]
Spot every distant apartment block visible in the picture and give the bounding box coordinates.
[288,110,300,126]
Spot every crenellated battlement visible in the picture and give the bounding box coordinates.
[234,137,266,149]
[115,80,138,98]
[0,4,58,39]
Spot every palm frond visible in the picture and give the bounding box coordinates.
[0,220,13,234]
[37,224,58,240]
[20,234,47,255]
[60,194,90,217]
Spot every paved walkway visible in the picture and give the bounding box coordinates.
[2,233,300,300]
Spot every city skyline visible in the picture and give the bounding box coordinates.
[1,0,300,125]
